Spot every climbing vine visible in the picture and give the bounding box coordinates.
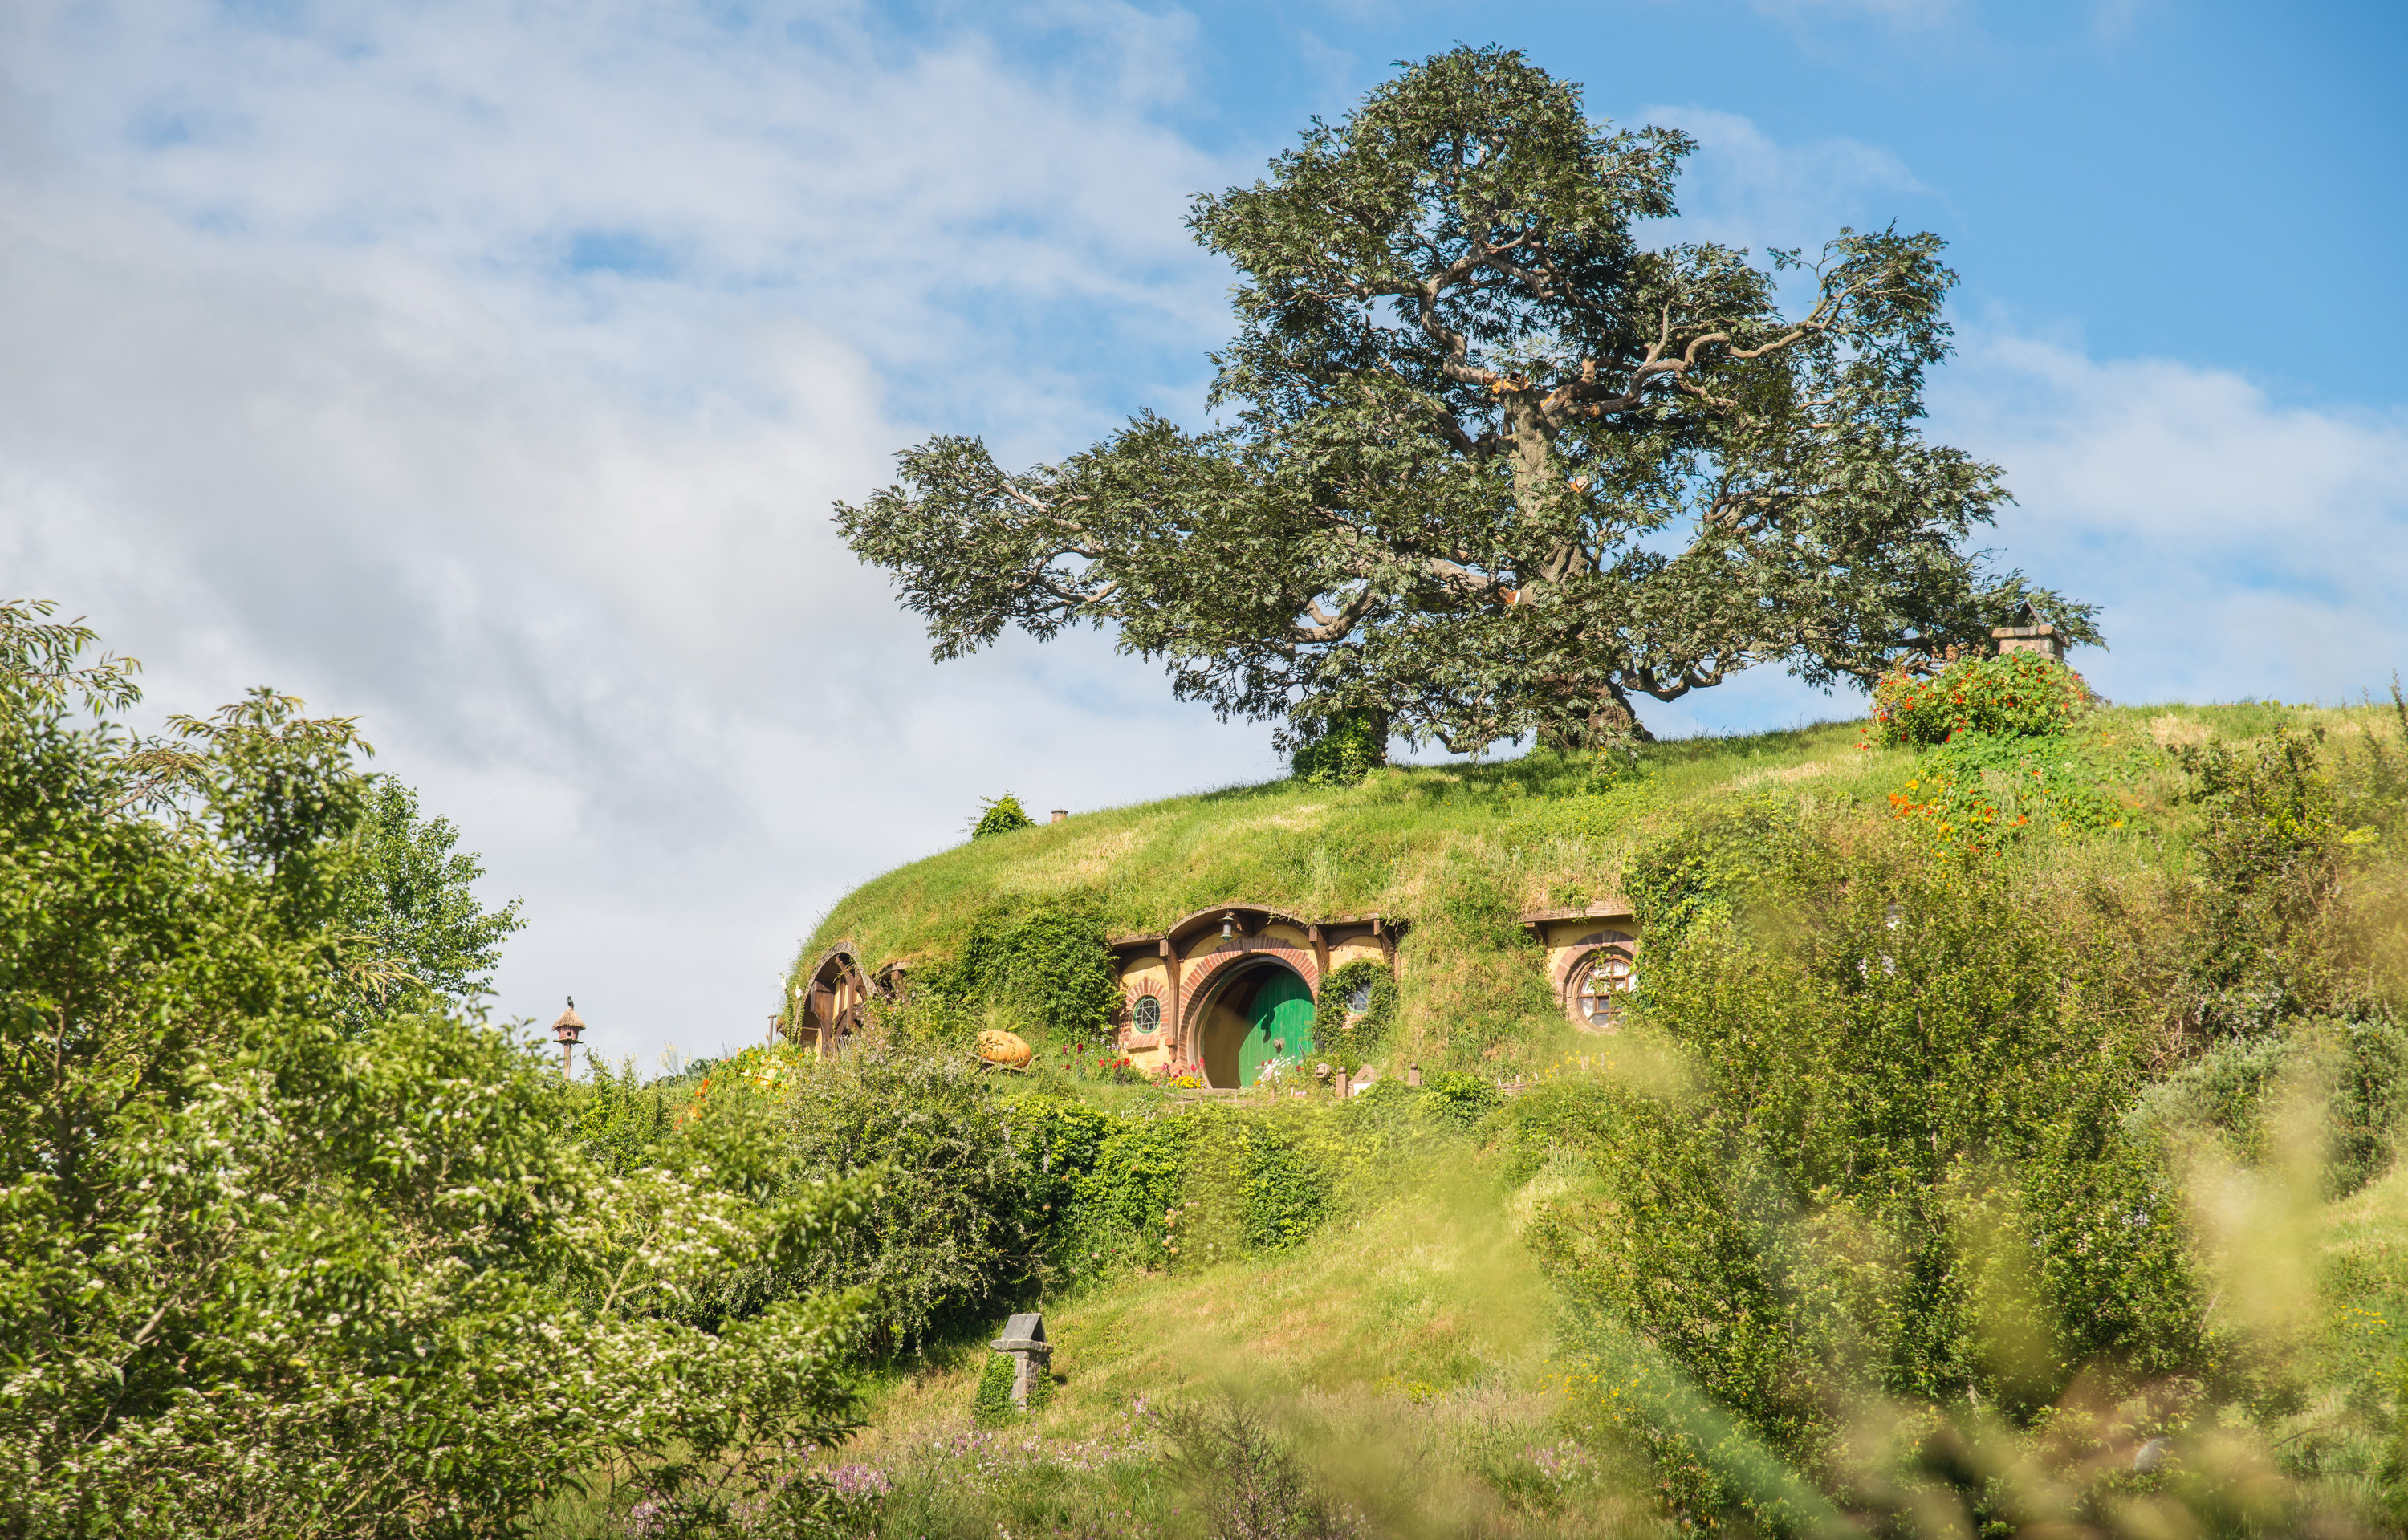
[1313,960,1398,1070]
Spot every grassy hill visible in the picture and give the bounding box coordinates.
[795,698,2378,1076]
[726,689,2408,1538]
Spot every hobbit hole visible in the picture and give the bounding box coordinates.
[1098,905,1389,1084]
[1193,959,1314,1088]
[795,899,1646,1071]
[786,944,874,1054]
[1521,901,1643,1035]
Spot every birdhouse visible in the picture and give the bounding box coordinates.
[551,997,586,1075]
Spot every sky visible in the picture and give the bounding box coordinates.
[3,0,2403,1070]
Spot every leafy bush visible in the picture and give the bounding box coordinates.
[1239,1121,1336,1251]
[1421,1070,1501,1130]
[1884,730,2137,857]
[1871,650,2093,746]
[1520,828,2201,1506]
[2126,1016,2408,1195]
[1312,960,1397,1070]
[771,1047,1043,1353]
[906,896,1121,1048]
[970,792,1038,838]
[1291,707,1387,785]
[2160,709,2408,1039]
[1625,797,1810,939]
[0,655,875,1538]
[571,1054,679,1176]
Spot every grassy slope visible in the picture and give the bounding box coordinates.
[847,1152,1674,1538]
[803,702,2376,967]
[795,700,2388,1073]
[803,697,2408,1532]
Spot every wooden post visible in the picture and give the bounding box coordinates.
[1161,937,1182,1056]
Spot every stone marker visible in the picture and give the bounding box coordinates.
[1408,1063,1422,1088]
[991,1311,1051,1408]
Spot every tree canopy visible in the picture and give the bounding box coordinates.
[0,610,875,1536]
[839,46,2097,750]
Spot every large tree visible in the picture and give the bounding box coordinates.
[838,46,2097,750]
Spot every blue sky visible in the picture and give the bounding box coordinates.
[2,0,2402,1067]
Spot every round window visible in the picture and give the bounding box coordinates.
[1346,981,1372,1014]
[1575,950,1634,1029]
[1133,995,1161,1034]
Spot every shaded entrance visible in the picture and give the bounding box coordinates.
[1196,961,1316,1088]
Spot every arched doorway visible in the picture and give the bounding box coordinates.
[1194,960,1316,1088]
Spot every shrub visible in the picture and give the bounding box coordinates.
[771,1047,1042,1353]
[970,792,1038,838]
[1312,960,1398,1071]
[1884,731,2137,858]
[0,667,875,1538]
[909,896,1121,1047]
[1156,1396,1360,1540]
[1871,650,2093,746]
[1239,1122,1335,1251]
[571,1054,678,1176]
[1421,1070,1501,1130]
[2126,1016,2408,1196]
[1520,827,2202,1495]
[1291,708,1388,785]
[1625,797,1811,939]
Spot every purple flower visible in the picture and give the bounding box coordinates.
[828,1461,893,1498]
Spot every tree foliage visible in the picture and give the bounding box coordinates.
[331,775,527,1034]
[838,47,2097,750]
[970,791,1037,839]
[0,624,874,1538]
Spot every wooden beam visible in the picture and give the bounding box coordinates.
[1161,937,1183,1055]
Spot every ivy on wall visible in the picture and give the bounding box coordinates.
[1312,959,1398,1071]
[898,896,1122,1050]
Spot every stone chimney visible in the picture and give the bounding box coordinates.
[1991,601,2064,663]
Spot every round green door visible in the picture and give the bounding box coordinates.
[1237,969,1316,1086]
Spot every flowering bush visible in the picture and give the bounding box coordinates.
[0,644,877,1539]
[1869,650,2093,746]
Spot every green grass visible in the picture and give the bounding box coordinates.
[795,701,2402,1076]
[738,696,2408,1537]
[803,703,2398,967]
[839,1146,1676,1539]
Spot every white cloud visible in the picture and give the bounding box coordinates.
[1931,334,2408,705]
[3,22,2401,1077]
[1633,104,1928,258]
[0,0,1278,1069]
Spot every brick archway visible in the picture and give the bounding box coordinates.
[1173,939,1320,1065]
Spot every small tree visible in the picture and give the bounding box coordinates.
[0,620,877,1538]
[838,47,2096,750]
[332,774,527,1033]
